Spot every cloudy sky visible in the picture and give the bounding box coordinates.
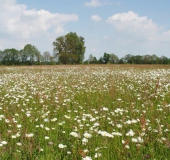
[0,0,170,59]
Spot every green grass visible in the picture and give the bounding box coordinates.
[0,65,170,159]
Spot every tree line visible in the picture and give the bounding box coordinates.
[0,32,85,65]
[85,53,170,64]
[0,32,169,65]
[0,44,56,65]
[0,44,43,65]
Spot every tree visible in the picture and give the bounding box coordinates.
[21,44,41,64]
[88,54,98,64]
[135,55,142,64]
[151,54,159,64]
[123,54,133,63]
[43,51,51,63]
[103,52,110,64]
[0,50,3,64]
[2,48,20,65]
[159,56,169,64]
[42,51,55,64]
[109,53,119,64]
[88,54,94,63]
[118,58,124,64]
[53,32,86,64]
[1,49,11,65]
[142,55,153,64]
[98,57,104,64]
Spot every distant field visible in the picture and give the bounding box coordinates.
[0,65,170,159]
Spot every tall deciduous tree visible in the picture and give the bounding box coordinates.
[123,54,133,63]
[103,52,110,64]
[151,54,159,64]
[160,56,169,64]
[2,48,20,65]
[43,51,51,63]
[21,44,41,64]
[109,53,119,64]
[53,32,86,64]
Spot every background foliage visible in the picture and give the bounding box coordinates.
[0,32,170,65]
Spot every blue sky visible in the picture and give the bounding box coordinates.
[0,0,170,59]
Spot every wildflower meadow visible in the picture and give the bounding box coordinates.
[0,65,170,160]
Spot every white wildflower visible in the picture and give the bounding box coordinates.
[70,132,80,138]
[16,142,22,146]
[82,137,88,145]
[58,144,67,148]
[126,129,135,136]
[95,153,102,158]
[51,118,57,122]
[45,136,49,140]
[83,132,92,138]
[25,133,34,138]
[82,156,92,160]
[1,141,8,145]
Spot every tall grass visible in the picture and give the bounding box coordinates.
[0,65,170,159]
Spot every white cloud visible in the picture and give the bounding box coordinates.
[106,11,159,42]
[160,30,170,43]
[105,11,170,58]
[0,0,78,51]
[85,0,103,7]
[106,11,170,48]
[2,7,78,39]
[91,15,102,22]
[54,26,65,35]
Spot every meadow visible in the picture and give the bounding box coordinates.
[0,65,170,160]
